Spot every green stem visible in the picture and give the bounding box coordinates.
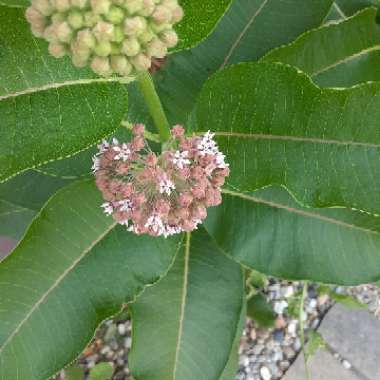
[137,71,171,143]
[300,281,312,380]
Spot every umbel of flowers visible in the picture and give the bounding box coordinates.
[25,0,183,77]
[93,125,230,237]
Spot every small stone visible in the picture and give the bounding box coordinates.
[293,338,302,351]
[239,355,250,367]
[253,344,265,355]
[124,337,132,349]
[274,300,288,315]
[260,366,272,380]
[275,316,286,329]
[317,294,330,307]
[342,360,352,369]
[282,286,295,298]
[311,318,320,329]
[257,328,270,341]
[279,360,290,371]
[273,329,285,343]
[272,350,284,362]
[287,320,298,336]
[117,323,127,335]
[283,347,296,359]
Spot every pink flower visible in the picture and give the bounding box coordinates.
[93,124,229,237]
[171,125,185,138]
[133,123,145,136]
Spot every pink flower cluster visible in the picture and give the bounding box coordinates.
[93,124,229,237]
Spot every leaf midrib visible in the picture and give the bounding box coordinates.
[172,232,191,380]
[0,78,119,100]
[0,221,117,356]
[209,131,380,149]
[220,0,269,69]
[222,189,380,236]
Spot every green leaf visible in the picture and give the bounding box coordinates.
[219,300,246,380]
[335,0,379,16]
[0,170,74,239]
[247,294,276,328]
[195,62,380,215]
[174,0,233,51]
[0,170,74,210]
[0,200,36,240]
[305,331,326,362]
[0,80,127,183]
[262,8,380,87]
[89,362,113,380]
[36,0,334,178]
[247,269,268,289]
[129,229,245,380]
[0,6,95,96]
[154,0,334,126]
[204,186,380,285]
[0,180,179,380]
[65,366,84,380]
[331,293,368,309]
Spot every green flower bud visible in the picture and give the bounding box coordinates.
[124,0,143,15]
[26,0,183,77]
[55,0,71,12]
[121,37,140,56]
[48,42,67,58]
[44,24,59,42]
[138,27,154,43]
[91,0,111,15]
[73,54,89,67]
[110,42,122,54]
[71,39,91,58]
[112,25,125,43]
[151,5,171,24]
[55,21,73,43]
[110,55,132,76]
[131,53,151,71]
[84,11,101,27]
[124,16,147,36]
[160,29,178,48]
[67,11,84,29]
[161,0,178,11]
[171,5,183,23]
[138,0,154,16]
[95,40,112,56]
[91,56,112,76]
[25,7,45,25]
[146,38,166,58]
[77,29,96,49]
[105,6,125,24]
[71,0,88,9]
[51,13,66,23]
[31,0,53,16]
[93,20,114,40]
[150,21,170,33]
[31,24,45,37]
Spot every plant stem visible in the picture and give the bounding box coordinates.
[137,71,171,143]
[300,281,312,380]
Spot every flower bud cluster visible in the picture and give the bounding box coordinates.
[93,125,230,237]
[25,0,183,77]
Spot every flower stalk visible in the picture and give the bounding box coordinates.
[137,71,171,143]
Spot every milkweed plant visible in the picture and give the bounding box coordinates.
[1,0,380,379]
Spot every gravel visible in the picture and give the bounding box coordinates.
[55,280,380,380]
